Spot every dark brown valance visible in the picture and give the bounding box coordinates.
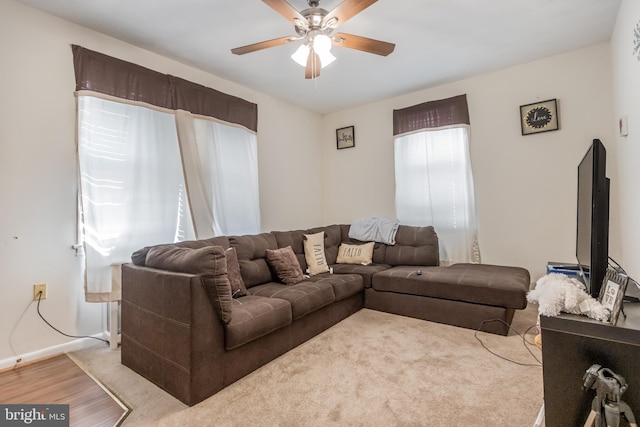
[72,45,257,132]
[393,94,469,136]
[171,76,257,131]
[72,45,173,109]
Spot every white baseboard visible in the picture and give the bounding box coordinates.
[0,333,108,371]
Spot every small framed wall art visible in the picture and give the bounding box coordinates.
[336,126,355,149]
[598,268,629,325]
[520,99,559,135]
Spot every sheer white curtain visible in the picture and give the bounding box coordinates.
[394,126,480,264]
[77,95,195,301]
[176,111,260,237]
[72,46,260,303]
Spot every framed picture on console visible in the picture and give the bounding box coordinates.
[336,126,355,149]
[598,268,628,325]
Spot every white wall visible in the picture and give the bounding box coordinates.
[0,0,322,362]
[611,0,640,281]
[258,97,324,231]
[322,43,617,282]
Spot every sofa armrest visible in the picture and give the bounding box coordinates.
[144,245,233,324]
[121,263,226,406]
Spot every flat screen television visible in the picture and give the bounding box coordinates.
[576,139,609,298]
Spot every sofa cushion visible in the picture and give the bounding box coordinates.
[371,264,530,309]
[302,273,364,301]
[265,246,305,285]
[303,231,330,275]
[145,245,233,324]
[230,233,278,288]
[224,295,292,351]
[331,263,391,288]
[225,247,247,298]
[384,225,439,266]
[337,242,375,265]
[249,281,336,320]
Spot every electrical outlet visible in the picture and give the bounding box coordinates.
[33,283,47,301]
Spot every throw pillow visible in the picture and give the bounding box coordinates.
[303,231,330,275]
[225,247,247,298]
[337,242,375,265]
[266,246,305,285]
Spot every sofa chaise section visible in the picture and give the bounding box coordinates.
[366,263,530,335]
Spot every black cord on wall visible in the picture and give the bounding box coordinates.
[36,291,109,344]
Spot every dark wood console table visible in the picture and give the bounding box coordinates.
[540,303,640,427]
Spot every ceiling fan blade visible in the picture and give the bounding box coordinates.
[305,51,321,79]
[262,0,306,25]
[323,0,378,27]
[231,36,297,55]
[332,32,395,56]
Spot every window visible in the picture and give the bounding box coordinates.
[77,96,261,301]
[72,46,260,301]
[78,97,194,245]
[393,95,480,264]
[77,96,195,300]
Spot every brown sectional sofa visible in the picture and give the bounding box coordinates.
[121,224,530,406]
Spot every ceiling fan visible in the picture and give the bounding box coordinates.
[231,0,395,79]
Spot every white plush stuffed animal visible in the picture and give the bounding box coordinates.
[527,273,610,322]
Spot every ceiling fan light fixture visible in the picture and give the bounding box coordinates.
[312,34,335,68]
[291,44,310,67]
[312,34,332,53]
[318,49,336,67]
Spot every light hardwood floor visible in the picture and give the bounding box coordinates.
[0,354,129,426]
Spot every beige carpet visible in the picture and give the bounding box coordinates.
[70,305,543,427]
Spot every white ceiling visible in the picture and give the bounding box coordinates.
[17,0,622,114]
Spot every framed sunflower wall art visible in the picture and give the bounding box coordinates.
[519,99,559,135]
